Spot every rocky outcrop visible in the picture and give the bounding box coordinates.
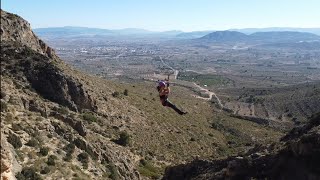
[1,18,97,112]
[21,55,97,111]
[50,111,87,136]
[73,137,141,180]
[1,133,22,180]
[163,114,320,180]
[1,10,57,59]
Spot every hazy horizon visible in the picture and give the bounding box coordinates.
[32,26,320,33]
[2,0,320,32]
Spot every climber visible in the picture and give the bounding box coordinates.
[157,75,187,115]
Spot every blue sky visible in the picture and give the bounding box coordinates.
[2,0,320,32]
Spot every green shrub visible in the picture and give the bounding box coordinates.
[47,155,57,166]
[113,131,130,146]
[123,89,129,96]
[211,121,223,130]
[1,101,8,112]
[8,133,22,149]
[0,91,6,99]
[7,13,18,20]
[5,113,14,123]
[82,112,97,123]
[21,47,36,56]
[26,138,39,147]
[16,167,42,180]
[112,91,120,98]
[40,166,50,174]
[39,147,49,156]
[12,123,23,131]
[108,163,119,180]
[35,117,43,121]
[140,159,147,166]
[47,134,53,138]
[63,153,73,162]
[77,152,89,163]
[63,143,75,162]
[77,152,89,169]
[57,106,69,115]
[64,143,75,154]
[138,160,160,179]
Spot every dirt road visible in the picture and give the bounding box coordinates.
[160,57,179,79]
[192,83,224,108]
[158,57,223,108]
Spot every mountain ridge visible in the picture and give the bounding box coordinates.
[198,30,320,43]
[33,26,320,39]
[34,26,183,38]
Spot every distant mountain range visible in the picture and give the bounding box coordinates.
[175,31,215,39]
[34,26,320,42]
[229,27,320,35]
[34,26,183,38]
[198,30,320,43]
[175,28,320,39]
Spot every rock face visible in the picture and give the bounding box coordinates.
[1,10,57,59]
[50,111,87,136]
[1,10,97,112]
[1,134,21,180]
[163,114,320,180]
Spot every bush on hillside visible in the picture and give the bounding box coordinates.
[82,112,97,123]
[47,155,57,166]
[26,138,39,147]
[57,106,69,115]
[1,101,8,112]
[63,143,75,154]
[40,165,50,174]
[78,152,89,169]
[112,91,120,98]
[63,143,76,162]
[108,163,119,180]
[124,89,129,96]
[138,159,161,179]
[39,147,49,156]
[113,131,131,146]
[8,133,22,149]
[16,167,42,180]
